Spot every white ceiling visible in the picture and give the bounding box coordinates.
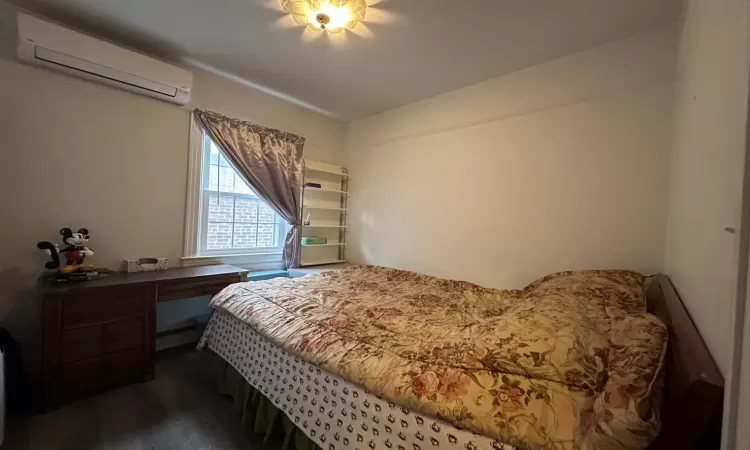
[12,0,681,120]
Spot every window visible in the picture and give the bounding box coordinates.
[198,135,287,256]
[183,115,290,267]
[181,121,289,267]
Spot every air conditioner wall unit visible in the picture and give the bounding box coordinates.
[16,12,193,105]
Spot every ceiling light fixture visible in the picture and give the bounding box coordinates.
[281,0,367,33]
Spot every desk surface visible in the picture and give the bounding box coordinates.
[39,264,249,294]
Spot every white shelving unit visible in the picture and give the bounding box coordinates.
[304,187,348,194]
[304,206,347,211]
[300,159,348,267]
[303,225,347,228]
[301,242,345,247]
[299,258,347,266]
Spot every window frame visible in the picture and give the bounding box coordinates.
[182,113,288,268]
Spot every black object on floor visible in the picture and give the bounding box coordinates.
[0,328,29,416]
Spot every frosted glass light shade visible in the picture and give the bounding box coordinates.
[281,0,367,33]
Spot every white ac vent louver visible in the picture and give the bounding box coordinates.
[17,12,193,105]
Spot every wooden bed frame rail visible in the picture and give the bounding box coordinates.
[646,274,724,450]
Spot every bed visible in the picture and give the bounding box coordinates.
[197,266,723,450]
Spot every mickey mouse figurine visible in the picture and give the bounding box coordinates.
[58,228,94,269]
[37,228,96,277]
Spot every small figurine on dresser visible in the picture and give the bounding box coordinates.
[37,228,106,282]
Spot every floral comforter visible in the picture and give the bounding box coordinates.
[205,266,667,450]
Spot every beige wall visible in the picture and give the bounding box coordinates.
[0,1,346,368]
[346,26,677,289]
[664,0,750,448]
[664,0,750,377]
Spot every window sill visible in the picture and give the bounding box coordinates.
[181,252,285,270]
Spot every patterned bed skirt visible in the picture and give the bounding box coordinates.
[215,357,321,449]
[199,311,517,450]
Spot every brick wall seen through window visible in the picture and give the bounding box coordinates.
[200,136,286,255]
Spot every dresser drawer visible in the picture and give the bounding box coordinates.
[61,348,143,399]
[157,275,239,302]
[61,318,144,362]
[62,287,148,329]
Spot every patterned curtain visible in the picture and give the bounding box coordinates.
[193,110,304,268]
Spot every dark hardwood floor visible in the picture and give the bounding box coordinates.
[5,348,281,450]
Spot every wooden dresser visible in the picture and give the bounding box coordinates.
[39,264,248,410]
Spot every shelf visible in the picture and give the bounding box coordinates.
[301,242,346,247]
[303,206,347,211]
[305,166,348,177]
[301,159,347,269]
[304,187,348,194]
[303,225,347,228]
[300,258,347,267]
